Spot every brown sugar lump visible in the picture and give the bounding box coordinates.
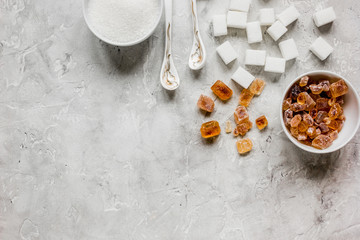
[238,89,254,107]
[283,98,292,110]
[234,106,249,125]
[255,115,268,130]
[309,84,323,94]
[282,76,348,150]
[211,80,233,101]
[249,78,266,95]
[200,121,221,138]
[225,120,232,133]
[290,114,302,128]
[197,95,214,112]
[330,79,348,98]
[312,135,332,149]
[233,119,253,136]
[299,76,309,87]
[236,138,253,154]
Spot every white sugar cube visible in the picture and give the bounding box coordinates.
[216,41,238,65]
[264,57,286,73]
[213,15,227,37]
[279,38,299,60]
[227,11,247,29]
[313,7,336,27]
[277,6,300,26]
[309,37,333,60]
[231,66,255,89]
[267,21,287,41]
[229,0,251,13]
[259,8,275,26]
[246,21,263,44]
[245,49,266,66]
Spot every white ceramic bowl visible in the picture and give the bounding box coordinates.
[280,70,360,154]
[82,0,163,47]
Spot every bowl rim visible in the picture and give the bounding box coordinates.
[280,70,360,154]
[82,0,164,47]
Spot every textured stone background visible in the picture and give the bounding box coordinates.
[0,0,360,239]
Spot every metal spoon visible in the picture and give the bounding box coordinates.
[160,0,180,90]
[188,0,206,70]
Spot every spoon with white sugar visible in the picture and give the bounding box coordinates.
[188,0,206,70]
[160,0,180,90]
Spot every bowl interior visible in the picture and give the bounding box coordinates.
[281,71,360,153]
[82,0,163,47]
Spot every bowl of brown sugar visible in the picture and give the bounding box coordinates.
[280,70,360,153]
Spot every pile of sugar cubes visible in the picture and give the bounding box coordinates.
[213,0,337,89]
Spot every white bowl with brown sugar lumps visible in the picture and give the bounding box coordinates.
[83,0,163,47]
[280,70,360,154]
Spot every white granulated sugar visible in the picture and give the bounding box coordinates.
[87,0,161,43]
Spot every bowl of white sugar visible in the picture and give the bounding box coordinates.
[83,0,163,47]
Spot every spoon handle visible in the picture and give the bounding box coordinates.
[164,0,172,55]
[191,0,199,33]
[189,0,206,70]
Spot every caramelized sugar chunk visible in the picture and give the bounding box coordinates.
[319,123,330,133]
[330,79,348,98]
[305,93,316,111]
[236,138,253,154]
[328,119,342,130]
[310,84,323,94]
[197,94,215,112]
[301,139,313,146]
[211,80,233,101]
[315,111,328,123]
[239,89,254,107]
[249,78,266,95]
[299,76,309,87]
[328,103,342,120]
[316,98,330,111]
[319,80,330,92]
[200,121,221,138]
[290,85,301,101]
[329,131,338,141]
[303,113,314,126]
[290,127,299,137]
[323,117,331,125]
[225,121,232,133]
[234,106,249,124]
[306,126,321,139]
[309,109,317,119]
[297,92,307,105]
[298,121,308,132]
[306,126,318,139]
[291,103,306,112]
[283,98,292,110]
[297,133,307,141]
[328,98,336,107]
[233,119,253,136]
[284,109,293,126]
[255,115,268,130]
[290,114,302,128]
[312,135,332,149]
